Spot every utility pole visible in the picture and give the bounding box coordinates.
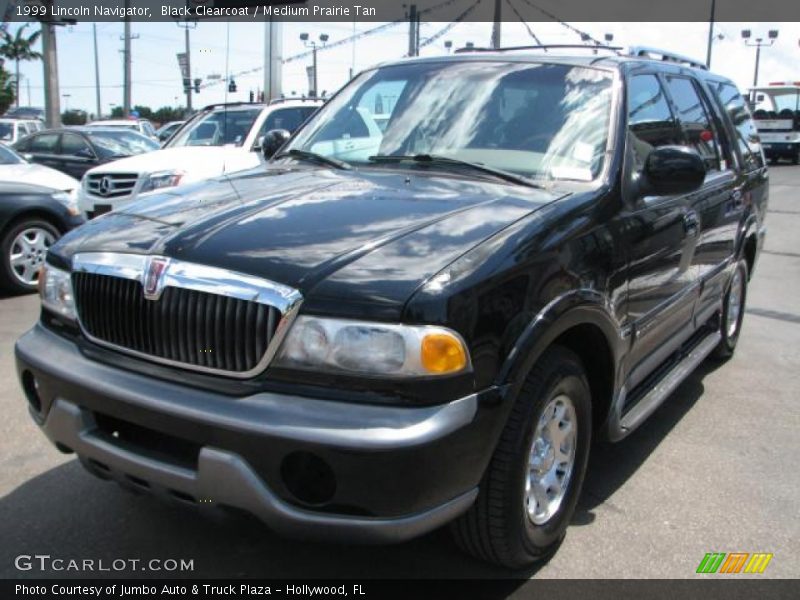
[408,4,417,57]
[177,18,195,112]
[705,0,716,68]
[491,0,502,49]
[121,0,138,117]
[264,19,282,101]
[93,23,102,119]
[40,17,61,127]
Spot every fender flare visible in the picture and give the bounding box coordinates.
[495,289,627,393]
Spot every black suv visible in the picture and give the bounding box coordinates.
[15,46,767,568]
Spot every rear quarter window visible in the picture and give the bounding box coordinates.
[712,81,765,171]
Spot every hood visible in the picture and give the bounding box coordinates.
[0,163,79,192]
[85,145,260,179]
[55,166,564,318]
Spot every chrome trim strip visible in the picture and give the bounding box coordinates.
[70,252,303,379]
[72,252,302,313]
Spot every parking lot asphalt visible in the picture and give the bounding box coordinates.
[0,167,797,585]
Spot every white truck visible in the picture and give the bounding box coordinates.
[77,99,321,218]
[749,82,800,164]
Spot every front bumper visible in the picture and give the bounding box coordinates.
[761,141,800,158]
[15,325,503,543]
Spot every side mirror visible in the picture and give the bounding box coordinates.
[261,129,291,160]
[22,153,34,161]
[639,146,706,197]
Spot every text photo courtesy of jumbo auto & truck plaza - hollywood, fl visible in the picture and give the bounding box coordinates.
[0,0,798,599]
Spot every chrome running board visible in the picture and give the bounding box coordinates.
[620,330,721,433]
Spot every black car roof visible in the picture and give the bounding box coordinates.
[377,49,735,86]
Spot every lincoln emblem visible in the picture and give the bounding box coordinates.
[142,257,170,300]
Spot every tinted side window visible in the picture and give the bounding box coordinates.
[714,82,764,171]
[664,76,721,171]
[259,107,316,137]
[29,133,60,153]
[627,74,682,171]
[60,133,93,156]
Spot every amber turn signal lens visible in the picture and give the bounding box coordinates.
[420,333,467,374]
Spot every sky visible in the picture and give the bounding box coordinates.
[4,19,800,115]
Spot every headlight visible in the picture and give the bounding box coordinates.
[38,264,77,320]
[274,316,470,377]
[51,190,80,217]
[139,170,184,194]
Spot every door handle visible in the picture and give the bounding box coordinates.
[683,210,699,236]
[731,189,744,210]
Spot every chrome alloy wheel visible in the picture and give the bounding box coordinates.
[525,394,577,525]
[9,227,55,286]
[726,268,744,338]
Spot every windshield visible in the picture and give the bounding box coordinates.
[285,61,614,183]
[86,130,159,157]
[166,108,262,148]
[0,143,23,164]
[0,122,15,141]
[754,89,800,117]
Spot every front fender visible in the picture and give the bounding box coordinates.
[495,289,627,400]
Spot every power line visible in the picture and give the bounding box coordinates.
[414,0,485,54]
[516,0,604,46]
[505,0,544,46]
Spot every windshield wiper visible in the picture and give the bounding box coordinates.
[368,154,541,188]
[274,149,351,170]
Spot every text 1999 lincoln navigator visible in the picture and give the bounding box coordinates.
[15,46,767,568]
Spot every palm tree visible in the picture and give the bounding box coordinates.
[0,24,42,108]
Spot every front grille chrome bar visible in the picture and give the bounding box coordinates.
[70,252,303,378]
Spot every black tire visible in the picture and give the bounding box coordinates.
[792,151,800,166]
[0,218,59,294]
[450,346,592,568]
[712,259,748,360]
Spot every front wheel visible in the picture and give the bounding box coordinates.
[712,259,749,360]
[451,346,592,568]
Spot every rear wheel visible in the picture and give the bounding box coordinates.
[0,219,59,294]
[451,346,592,568]
[712,259,748,360]
[792,149,799,165]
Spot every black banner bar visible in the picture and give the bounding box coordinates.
[3,579,798,600]
[3,0,800,23]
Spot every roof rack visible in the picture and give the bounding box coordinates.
[199,101,267,111]
[454,44,623,55]
[268,96,323,105]
[628,46,708,70]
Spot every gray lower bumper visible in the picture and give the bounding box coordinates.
[16,325,485,543]
[42,398,477,544]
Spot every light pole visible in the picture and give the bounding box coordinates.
[300,33,328,98]
[742,29,779,94]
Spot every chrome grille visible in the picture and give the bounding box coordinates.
[69,253,302,378]
[86,173,139,199]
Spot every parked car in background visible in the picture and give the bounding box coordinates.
[3,106,45,121]
[749,82,800,164]
[0,181,83,292]
[0,118,44,145]
[0,144,79,193]
[77,99,321,217]
[155,120,185,144]
[13,127,159,180]
[86,119,159,141]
